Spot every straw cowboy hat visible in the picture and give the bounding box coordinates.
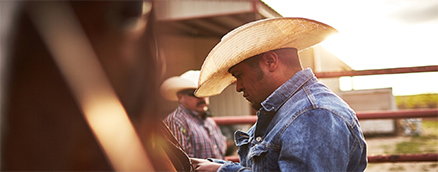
[160,70,201,101]
[195,17,338,97]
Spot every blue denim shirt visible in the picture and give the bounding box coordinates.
[216,68,367,172]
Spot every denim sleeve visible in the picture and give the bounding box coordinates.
[278,109,353,171]
[217,161,251,172]
[206,159,251,172]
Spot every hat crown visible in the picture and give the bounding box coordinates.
[180,70,200,87]
[160,70,201,101]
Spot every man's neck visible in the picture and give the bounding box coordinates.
[180,105,207,119]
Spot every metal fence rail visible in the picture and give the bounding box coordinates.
[212,109,438,125]
[314,65,438,78]
[224,153,438,163]
[368,153,438,163]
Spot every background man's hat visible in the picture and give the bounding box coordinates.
[160,70,200,101]
[195,17,338,97]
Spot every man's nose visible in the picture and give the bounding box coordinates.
[235,80,243,93]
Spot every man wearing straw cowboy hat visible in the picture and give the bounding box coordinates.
[191,17,367,171]
[160,70,227,159]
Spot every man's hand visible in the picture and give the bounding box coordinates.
[190,158,222,172]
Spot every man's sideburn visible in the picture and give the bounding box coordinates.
[244,57,265,110]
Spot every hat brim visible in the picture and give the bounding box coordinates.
[195,17,338,97]
[160,76,197,101]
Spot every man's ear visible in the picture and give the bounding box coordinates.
[176,93,183,100]
[261,51,278,72]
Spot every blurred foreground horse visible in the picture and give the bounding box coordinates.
[1,1,190,171]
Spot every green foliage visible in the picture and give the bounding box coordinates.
[423,120,438,135]
[396,93,438,109]
[387,120,438,154]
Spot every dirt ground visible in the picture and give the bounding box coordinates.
[364,136,438,172]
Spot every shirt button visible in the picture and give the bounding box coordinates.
[256,136,262,142]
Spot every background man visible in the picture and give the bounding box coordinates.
[160,70,227,159]
[191,17,367,171]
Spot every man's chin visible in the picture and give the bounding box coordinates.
[251,102,262,110]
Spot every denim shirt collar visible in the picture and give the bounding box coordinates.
[260,68,315,113]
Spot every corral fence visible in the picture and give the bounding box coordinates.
[212,65,438,163]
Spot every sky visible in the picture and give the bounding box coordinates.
[262,0,438,96]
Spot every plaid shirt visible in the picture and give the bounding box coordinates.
[164,105,226,159]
